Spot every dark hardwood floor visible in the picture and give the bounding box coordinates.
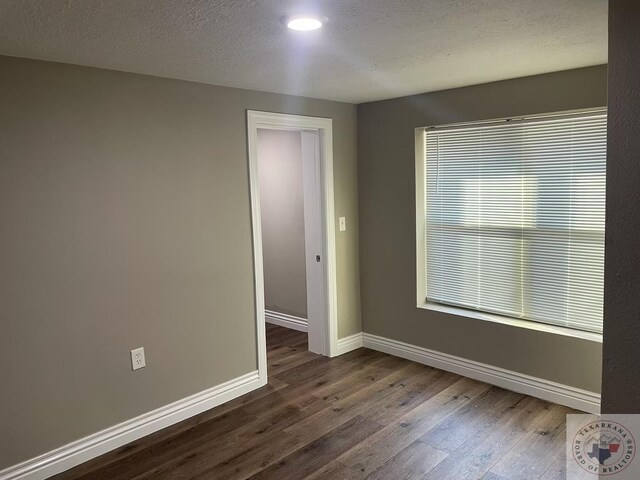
[53,324,573,479]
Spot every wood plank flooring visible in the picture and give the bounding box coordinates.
[52,324,574,480]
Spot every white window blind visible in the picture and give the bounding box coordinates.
[424,111,606,334]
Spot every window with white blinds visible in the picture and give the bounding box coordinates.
[423,110,607,334]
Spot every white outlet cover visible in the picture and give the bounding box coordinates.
[130,347,146,370]
[339,216,346,232]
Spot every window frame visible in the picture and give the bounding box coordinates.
[414,109,605,343]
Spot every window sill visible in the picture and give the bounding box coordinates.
[417,302,603,343]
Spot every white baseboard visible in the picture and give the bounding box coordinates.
[335,332,364,356]
[0,371,264,480]
[265,310,308,333]
[362,333,601,414]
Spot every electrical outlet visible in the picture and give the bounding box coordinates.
[339,216,346,232]
[131,347,146,371]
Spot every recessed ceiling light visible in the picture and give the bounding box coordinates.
[287,16,323,31]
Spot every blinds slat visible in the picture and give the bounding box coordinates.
[424,111,606,334]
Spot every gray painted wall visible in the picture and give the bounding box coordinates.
[602,0,640,413]
[0,55,360,469]
[357,66,607,393]
[258,129,307,318]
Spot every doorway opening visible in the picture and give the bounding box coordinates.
[247,111,338,384]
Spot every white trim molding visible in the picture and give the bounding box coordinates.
[362,333,601,414]
[265,310,308,332]
[335,332,364,356]
[0,371,263,480]
[247,110,338,360]
[415,127,427,308]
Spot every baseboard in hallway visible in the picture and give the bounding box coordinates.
[264,309,308,332]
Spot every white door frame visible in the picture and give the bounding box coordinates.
[247,110,338,383]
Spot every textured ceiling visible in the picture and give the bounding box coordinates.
[0,0,607,103]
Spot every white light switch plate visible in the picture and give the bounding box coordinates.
[131,347,146,370]
[339,217,346,232]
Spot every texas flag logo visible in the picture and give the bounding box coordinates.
[586,434,623,465]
